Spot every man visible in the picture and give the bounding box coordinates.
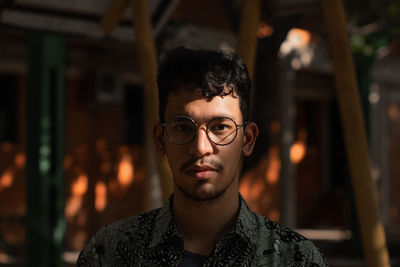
[77,47,328,266]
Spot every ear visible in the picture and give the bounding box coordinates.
[153,123,166,155]
[242,122,258,156]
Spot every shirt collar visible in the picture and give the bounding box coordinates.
[234,194,259,247]
[149,193,259,248]
[149,194,178,247]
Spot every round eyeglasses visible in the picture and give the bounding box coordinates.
[161,116,246,146]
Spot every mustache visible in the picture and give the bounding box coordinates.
[179,158,223,172]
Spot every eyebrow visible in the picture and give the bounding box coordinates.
[166,114,236,123]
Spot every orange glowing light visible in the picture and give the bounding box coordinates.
[0,169,14,188]
[65,195,82,217]
[118,156,134,186]
[95,182,107,212]
[257,22,274,38]
[287,28,311,47]
[240,149,284,219]
[265,146,281,185]
[71,174,88,196]
[14,153,26,169]
[290,141,306,164]
[266,157,281,185]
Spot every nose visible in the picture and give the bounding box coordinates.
[189,127,214,158]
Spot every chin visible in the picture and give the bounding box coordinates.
[178,184,227,202]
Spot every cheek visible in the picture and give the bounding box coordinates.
[220,144,243,166]
[165,145,185,169]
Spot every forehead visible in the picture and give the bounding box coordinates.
[164,90,242,122]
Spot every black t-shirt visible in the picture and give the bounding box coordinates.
[179,250,208,267]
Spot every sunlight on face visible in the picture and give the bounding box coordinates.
[162,90,245,202]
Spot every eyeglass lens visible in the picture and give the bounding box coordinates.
[166,117,238,145]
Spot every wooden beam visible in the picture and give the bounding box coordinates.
[153,0,182,37]
[100,0,130,34]
[321,1,391,266]
[236,0,261,80]
[130,0,173,204]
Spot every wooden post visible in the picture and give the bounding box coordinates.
[130,0,173,205]
[236,0,261,80]
[321,1,391,266]
[236,0,261,120]
[101,0,130,34]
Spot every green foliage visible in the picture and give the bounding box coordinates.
[351,30,390,60]
[388,1,400,34]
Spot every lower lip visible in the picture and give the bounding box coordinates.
[186,170,217,179]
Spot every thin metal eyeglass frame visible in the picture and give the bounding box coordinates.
[161,115,247,146]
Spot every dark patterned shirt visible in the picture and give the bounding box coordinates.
[77,195,328,266]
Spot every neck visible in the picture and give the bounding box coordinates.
[172,181,240,256]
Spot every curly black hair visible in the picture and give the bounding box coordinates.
[157,46,251,122]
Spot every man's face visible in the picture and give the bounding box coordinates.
[154,89,257,202]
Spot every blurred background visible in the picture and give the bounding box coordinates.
[0,0,399,266]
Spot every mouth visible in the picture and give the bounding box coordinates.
[184,165,219,179]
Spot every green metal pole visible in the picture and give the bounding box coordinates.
[26,33,66,267]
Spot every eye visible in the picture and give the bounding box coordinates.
[174,123,192,133]
[211,124,230,131]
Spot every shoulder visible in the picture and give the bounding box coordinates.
[254,214,328,266]
[76,208,161,266]
[92,207,161,246]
